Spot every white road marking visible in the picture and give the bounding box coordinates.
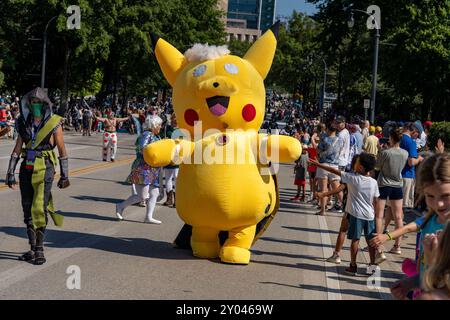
[317,216,342,300]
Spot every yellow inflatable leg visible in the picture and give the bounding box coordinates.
[220,225,256,265]
[191,227,220,259]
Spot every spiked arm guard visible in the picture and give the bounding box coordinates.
[6,153,19,187]
[59,156,69,180]
[57,156,70,189]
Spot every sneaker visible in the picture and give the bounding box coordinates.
[144,218,161,224]
[389,246,402,255]
[344,264,358,276]
[326,252,341,264]
[375,251,387,265]
[331,204,343,213]
[115,204,124,221]
[290,196,300,202]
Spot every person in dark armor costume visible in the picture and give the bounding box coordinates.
[5,87,70,265]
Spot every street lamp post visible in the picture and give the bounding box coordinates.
[41,16,58,89]
[308,56,327,122]
[347,6,381,124]
[370,28,380,125]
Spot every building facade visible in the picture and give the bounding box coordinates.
[224,0,276,42]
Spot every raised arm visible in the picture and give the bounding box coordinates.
[116,116,130,123]
[308,158,342,176]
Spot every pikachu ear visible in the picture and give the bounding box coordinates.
[243,21,279,80]
[151,33,187,87]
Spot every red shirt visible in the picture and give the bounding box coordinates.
[0,109,7,122]
[306,147,317,172]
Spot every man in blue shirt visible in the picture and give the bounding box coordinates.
[400,123,423,211]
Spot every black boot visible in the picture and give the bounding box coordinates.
[172,192,176,208]
[34,228,46,265]
[163,191,174,207]
[19,227,36,262]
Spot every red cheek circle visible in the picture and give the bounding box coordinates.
[184,109,199,127]
[242,104,256,122]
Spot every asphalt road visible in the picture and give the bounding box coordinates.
[0,132,416,300]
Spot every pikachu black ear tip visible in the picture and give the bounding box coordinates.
[150,33,160,50]
[269,21,280,39]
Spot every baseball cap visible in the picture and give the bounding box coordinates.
[335,115,346,123]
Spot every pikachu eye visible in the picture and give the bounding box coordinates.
[224,63,239,75]
[193,65,207,77]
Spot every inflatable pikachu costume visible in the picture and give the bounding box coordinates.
[145,22,301,264]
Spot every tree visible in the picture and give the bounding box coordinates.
[308,0,450,121]
[265,11,321,100]
[0,0,226,108]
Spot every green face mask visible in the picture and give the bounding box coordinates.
[30,103,43,118]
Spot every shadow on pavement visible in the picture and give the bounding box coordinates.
[0,226,195,261]
[251,259,327,273]
[298,284,380,299]
[251,249,324,261]
[62,211,118,222]
[259,236,349,250]
[72,195,122,204]
[261,281,382,299]
[72,176,130,186]
[0,250,23,261]
[282,225,339,234]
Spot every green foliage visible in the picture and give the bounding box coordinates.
[0,60,4,88]
[307,0,450,121]
[228,39,251,57]
[265,11,321,96]
[428,122,450,151]
[0,0,226,101]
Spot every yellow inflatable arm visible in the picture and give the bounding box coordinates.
[259,134,301,163]
[143,139,195,167]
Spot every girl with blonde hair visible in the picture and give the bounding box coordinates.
[419,221,450,300]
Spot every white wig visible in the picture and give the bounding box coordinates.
[184,44,230,62]
[143,115,163,131]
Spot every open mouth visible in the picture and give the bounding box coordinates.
[206,96,230,117]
